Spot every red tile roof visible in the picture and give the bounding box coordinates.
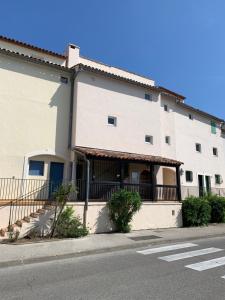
[74,146,182,166]
[74,63,185,101]
[0,35,66,59]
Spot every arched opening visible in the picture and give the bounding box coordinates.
[163,167,176,185]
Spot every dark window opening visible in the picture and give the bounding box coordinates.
[29,160,44,176]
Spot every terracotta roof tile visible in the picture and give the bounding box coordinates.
[0,35,66,58]
[74,146,182,166]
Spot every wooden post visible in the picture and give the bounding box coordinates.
[176,165,182,201]
[150,164,156,201]
[120,161,125,189]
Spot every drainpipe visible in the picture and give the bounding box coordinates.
[68,66,82,149]
[73,149,90,229]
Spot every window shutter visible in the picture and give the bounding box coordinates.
[211,121,216,134]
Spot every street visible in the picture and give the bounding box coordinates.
[1,237,225,299]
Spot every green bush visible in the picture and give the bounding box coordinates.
[205,194,225,223]
[107,189,142,233]
[182,196,211,227]
[55,206,89,238]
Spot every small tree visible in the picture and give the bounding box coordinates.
[55,206,89,238]
[107,189,142,233]
[50,183,74,238]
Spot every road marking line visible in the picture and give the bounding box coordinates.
[159,248,223,262]
[221,275,225,279]
[137,243,198,255]
[186,256,225,271]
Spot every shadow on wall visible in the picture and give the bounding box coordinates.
[78,72,158,102]
[95,206,115,233]
[0,56,71,169]
[175,207,183,227]
[19,208,56,239]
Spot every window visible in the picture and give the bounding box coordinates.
[165,136,171,144]
[145,93,153,101]
[145,135,153,144]
[164,104,168,112]
[108,116,117,126]
[29,160,44,176]
[185,171,193,182]
[211,121,216,134]
[189,114,193,120]
[215,174,222,185]
[60,76,68,84]
[196,143,201,153]
[213,147,218,156]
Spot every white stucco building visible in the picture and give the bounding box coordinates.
[0,35,225,233]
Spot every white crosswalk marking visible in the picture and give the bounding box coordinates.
[159,248,223,262]
[186,256,225,271]
[137,243,198,255]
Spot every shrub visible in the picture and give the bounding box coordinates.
[55,206,89,238]
[205,194,225,223]
[182,196,211,227]
[107,189,142,233]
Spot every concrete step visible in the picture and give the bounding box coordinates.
[37,208,46,214]
[15,220,23,227]
[23,216,30,223]
[30,212,39,218]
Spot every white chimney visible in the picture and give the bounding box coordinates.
[66,44,80,68]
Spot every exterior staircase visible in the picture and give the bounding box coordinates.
[0,202,56,241]
[0,179,58,241]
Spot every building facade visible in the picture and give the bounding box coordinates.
[0,35,225,232]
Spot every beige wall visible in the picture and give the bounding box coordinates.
[73,70,225,191]
[0,40,66,66]
[74,72,162,156]
[79,57,155,86]
[69,202,182,233]
[0,53,71,179]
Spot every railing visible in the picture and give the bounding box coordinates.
[8,183,56,228]
[123,183,153,200]
[182,186,225,198]
[0,178,51,201]
[155,185,178,201]
[6,179,77,228]
[76,180,179,201]
[89,181,120,201]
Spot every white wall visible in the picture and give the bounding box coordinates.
[0,53,71,178]
[69,202,182,233]
[175,107,225,189]
[74,72,162,156]
[0,40,66,66]
[73,71,225,192]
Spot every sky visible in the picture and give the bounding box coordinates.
[1,0,225,119]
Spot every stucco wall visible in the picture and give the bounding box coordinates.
[74,72,162,156]
[0,53,71,178]
[68,202,182,233]
[0,40,66,66]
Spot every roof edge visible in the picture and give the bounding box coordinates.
[73,145,183,166]
[74,63,185,100]
[0,35,66,59]
[0,47,71,72]
[177,101,225,123]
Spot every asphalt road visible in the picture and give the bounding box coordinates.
[1,236,225,300]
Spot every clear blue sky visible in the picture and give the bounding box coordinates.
[1,0,225,119]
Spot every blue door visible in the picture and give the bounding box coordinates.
[49,162,64,198]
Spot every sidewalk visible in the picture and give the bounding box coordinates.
[1,224,225,268]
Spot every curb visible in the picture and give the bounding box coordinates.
[0,233,225,269]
